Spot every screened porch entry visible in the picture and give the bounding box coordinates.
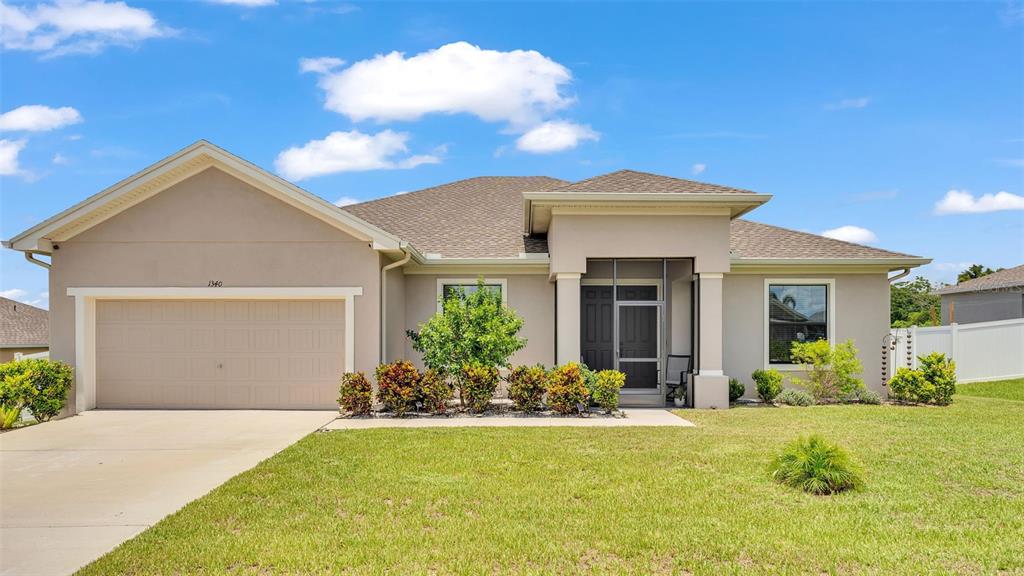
[580,258,696,406]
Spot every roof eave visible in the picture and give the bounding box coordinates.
[730,257,932,271]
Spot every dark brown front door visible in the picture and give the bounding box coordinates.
[581,284,661,389]
[580,285,614,371]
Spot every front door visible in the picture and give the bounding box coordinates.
[580,285,614,371]
[580,284,661,389]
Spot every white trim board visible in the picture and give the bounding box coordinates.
[763,278,836,370]
[66,286,361,412]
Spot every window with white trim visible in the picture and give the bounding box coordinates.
[767,283,829,365]
[436,278,508,312]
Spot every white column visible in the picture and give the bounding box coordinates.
[555,273,581,365]
[694,273,729,409]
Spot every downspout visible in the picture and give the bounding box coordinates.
[380,247,412,363]
[24,250,52,270]
[888,268,911,283]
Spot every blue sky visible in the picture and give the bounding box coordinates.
[2,0,1022,309]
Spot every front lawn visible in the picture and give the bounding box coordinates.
[958,377,1024,402]
[80,394,1024,575]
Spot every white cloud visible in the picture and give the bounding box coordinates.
[515,121,598,154]
[934,189,1024,214]
[691,163,706,175]
[821,225,878,244]
[0,288,28,299]
[333,196,359,207]
[824,97,871,111]
[52,152,70,165]
[299,56,345,74]
[205,0,276,5]
[0,0,174,57]
[0,139,27,176]
[275,130,441,181]
[0,105,82,132]
[311,41,574,127]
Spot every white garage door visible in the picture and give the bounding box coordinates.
[95,299,345,409]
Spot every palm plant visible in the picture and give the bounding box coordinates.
[769,434,864,495]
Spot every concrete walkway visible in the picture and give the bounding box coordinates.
[0,410,336,576]
[322,408,694,429]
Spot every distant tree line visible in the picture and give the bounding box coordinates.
[890,264,1001,328]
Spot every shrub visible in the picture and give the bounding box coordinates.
[546,362,589,415]
[769,435,864,495]
[375,361,420,416]
[460,364,499,413]
[728,378,745,402]
[0,366,34,429]
[592,370,626,413]
[752,368,783,403]
[841,387,882,405]
[0,358,73,422]
[418,369,453,414]
[777,388,816,407]
[408,279,526,382]
[338,372,372,415]
[889,367,933,404]
[918,352,956,406]
[507,364,547,412]
[0,405,20,429]
[789,339,864,402]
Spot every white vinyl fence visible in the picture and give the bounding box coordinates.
[12,350,49,360]
[889,318,1024,383]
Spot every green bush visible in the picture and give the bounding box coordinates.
[460,364,499,413]
[507,364,547,412]
[789,339,864,402]
[752,368,783,403]
[418,369,453,414]
[546,362,589,415]
[769,435,864,495]
[918,352,956,406]
[777,388,816,407]
[0,366,34,428]
[889,367,933,404]
[408,278,526,381]
[728,378,745,402]
[592,370,625,413]
[338,372,372,415]
[841,387,882,405]
[375,361,420,417]
[0,358,73,423]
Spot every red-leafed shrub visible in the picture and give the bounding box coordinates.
[546,362,589,415]
[418,369,453,415]
[375,361,420,417]
[338,372,372,415]
[507,364,547,412]
[460,364,499,413]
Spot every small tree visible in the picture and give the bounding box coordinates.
[408,278,526,402]
[789,339,864,402]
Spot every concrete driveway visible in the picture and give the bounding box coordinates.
[0,410,336,576]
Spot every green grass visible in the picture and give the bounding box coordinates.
[958,377,1024,402]
[80,393,1024,575]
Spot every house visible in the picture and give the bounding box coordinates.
[0,297,49,363]
[934,265,1024,325]
[2,141,929,413]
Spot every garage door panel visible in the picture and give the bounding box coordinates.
[96,298,345,409]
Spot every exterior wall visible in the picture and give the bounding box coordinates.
[0,347,48,363]
[402,273,555,369]
[49,167,381,411]
[723,273,891,397]
[384,262,406,362]
[548,214,732,274]
[941,291,1024,325]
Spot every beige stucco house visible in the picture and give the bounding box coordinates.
[3,141,929,413]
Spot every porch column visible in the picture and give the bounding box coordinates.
[555,273,581,365]
[695,273,729,409]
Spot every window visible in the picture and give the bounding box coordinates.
[765,281,833,365]
[436,278,507,312]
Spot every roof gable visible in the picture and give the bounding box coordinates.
[549,169,758,195]
[4,141,401,253]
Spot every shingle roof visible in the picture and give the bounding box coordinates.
[343,176,566,258]
[342,173,923,262]
[0,297,48,348]
[933,264,1024,295]
[547,169,757,195]
[729,219,923,260]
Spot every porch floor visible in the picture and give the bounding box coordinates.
[321,409,694,430]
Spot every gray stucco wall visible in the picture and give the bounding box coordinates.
[723,273,891,398]
[941,291,1024,325]
[50,167,382,410]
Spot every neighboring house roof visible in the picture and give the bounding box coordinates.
[344,176,567,259]
[933,264,1024,295]
[547,169,756,195]
[0,297,48,348]
[729,219,922,261]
